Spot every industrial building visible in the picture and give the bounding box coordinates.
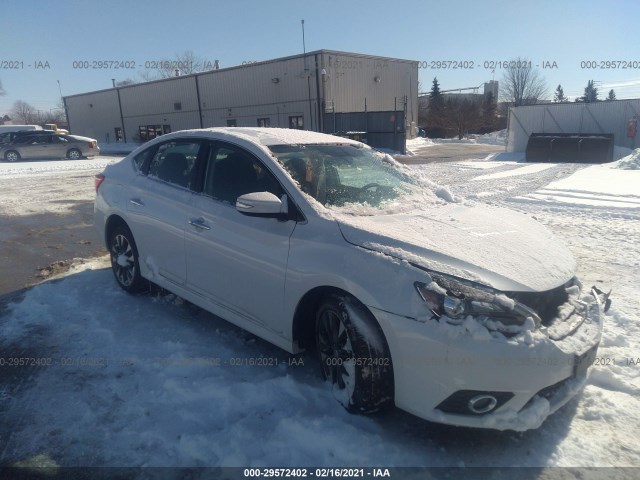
[507,99,640,153]
[64,50,418,153]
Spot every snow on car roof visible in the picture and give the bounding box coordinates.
[180,127,364,147]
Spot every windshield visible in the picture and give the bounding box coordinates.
[269,144,415,207]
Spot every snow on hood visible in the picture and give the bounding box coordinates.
[333,203,576,292]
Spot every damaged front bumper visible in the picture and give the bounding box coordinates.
[372,282,609,431]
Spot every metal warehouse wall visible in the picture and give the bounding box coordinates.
[507,100,640,152]
[63,50,418,144]
[119,77,201,140]
[64,90,122,142]
[320,52,418,128]
[198,56,316,129]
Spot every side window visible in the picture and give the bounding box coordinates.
[203,143,282,204]
[133,146,155,172]
[148,141,201,189]
[31,136,51,145]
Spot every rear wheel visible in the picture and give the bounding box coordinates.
[4,151,20,162]
[109,225,146,293]
[315,294,393,414]
[67,149,81,160]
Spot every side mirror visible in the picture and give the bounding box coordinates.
[236,192,288,217]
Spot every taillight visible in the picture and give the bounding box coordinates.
[88,141,96,148]
[95,174,105,192]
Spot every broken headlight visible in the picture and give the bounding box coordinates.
[415,273,541,327]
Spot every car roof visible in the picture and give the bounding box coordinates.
[176,127,363,148]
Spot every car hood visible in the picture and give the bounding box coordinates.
[333,204,576,292]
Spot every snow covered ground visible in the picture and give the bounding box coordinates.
[406,129,508,154]
[0,149,639,471]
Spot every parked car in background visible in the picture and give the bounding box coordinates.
[94,127,608,431]
[43,123,70,134]
[0,133,99,161]
[0,125,44,145]
[0,129,56,145]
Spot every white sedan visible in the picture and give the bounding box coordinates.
[94,128,608,431]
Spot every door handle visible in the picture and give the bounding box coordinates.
[188,218,211,230]
[129,198,145,207]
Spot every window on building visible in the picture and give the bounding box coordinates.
[227,119,237,127]
[114,127,124,142]
[288,116,304,130]
[174,102,182,111]
[257,118,270,127]
[138,125,171,142]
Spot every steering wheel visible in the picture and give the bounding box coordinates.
[359,182,381,191]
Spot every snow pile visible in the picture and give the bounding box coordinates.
[472,129,508,146]
[610,148,640,170]
[419,130,508,146]
[405,136,436,153]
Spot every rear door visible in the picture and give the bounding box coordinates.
[48,135,70,158]
[125,139,206,286]
[19,135,52,159]
[185,141,296,330]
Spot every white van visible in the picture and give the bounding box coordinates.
[0,125,44,144]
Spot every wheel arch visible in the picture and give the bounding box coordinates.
[104,214,130,249]
[291,285,392,359]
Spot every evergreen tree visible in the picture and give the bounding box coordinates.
[607,89,616,101]
[581,80,599,103]
[482,91,497,130]
[426,77,446,137]
[553,84,567,103]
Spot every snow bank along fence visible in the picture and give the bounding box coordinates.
[507,99,640,162]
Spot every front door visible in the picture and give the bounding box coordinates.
[185,141,296,330]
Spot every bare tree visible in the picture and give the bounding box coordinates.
[442,98,483,139]
[141,51,215,80]
[500,57,547,106]
[116,78,137,86]
[10,100,37,124]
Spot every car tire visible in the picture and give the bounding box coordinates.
[67,149,82,160]
[315,293,393,414]
[109,224,146,293]
[4,151,20,162]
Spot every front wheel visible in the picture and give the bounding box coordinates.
[109,225,146,293]
[67,149,82,160]
[315,294,393,414]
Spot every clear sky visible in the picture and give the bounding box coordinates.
[1,0,639,116]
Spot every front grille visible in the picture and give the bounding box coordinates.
[508,284,569,326]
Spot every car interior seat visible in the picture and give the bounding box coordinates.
[211,153,258,204]
[158,152,189,187]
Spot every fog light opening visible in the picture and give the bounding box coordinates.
[468,395,498,414]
